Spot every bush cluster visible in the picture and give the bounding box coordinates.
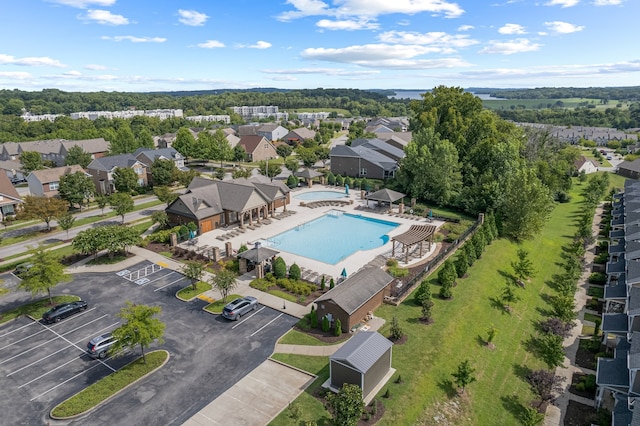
[276,278,315,295]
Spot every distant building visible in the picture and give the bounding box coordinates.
[232,106,288,121]
[27,165,87,198]
[185,115,230,124]
[70,109,183,121]
[20,113,64,122]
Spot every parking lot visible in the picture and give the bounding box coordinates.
[0,261,298,425]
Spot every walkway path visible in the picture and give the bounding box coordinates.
[544,203,603,425]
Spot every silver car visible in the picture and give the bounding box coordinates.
[222,296,258,320]
[86,333,117,359]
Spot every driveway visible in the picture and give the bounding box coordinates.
[0,263,298,425]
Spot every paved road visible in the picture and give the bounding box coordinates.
[0,197,165,260]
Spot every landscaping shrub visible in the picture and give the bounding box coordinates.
[289,263,301,280]
[274,257,287,279]
[330,278,335,289]
[310,307,318,328]
[588,272,607,284]
[322,316,330,332]
[148,229,173,244]
[320,275,326,291]
[334,319,342,336]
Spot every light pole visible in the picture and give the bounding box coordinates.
[264,142,270,181]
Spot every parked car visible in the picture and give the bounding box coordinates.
[86,332,117,359]
[42,300,88,324]
[222,296,258,320]
[13,262,34,278]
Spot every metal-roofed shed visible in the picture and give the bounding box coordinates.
[329,331,394,399]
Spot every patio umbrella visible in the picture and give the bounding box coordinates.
[341,268,347,278]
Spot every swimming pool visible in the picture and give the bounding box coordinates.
[294,191,349,201]
[264,211,399,264]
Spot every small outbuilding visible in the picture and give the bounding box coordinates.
[328,331,394,401]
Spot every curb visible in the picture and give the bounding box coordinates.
[49,350,171,420]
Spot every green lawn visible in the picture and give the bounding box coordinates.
[204,294,243,313]
[176,281,212,300]
[0,295,81,324]
[278,329,340,346]
[270,174,608,425]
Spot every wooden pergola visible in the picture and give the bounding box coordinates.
[294,168,324,188]
[391,224,437,263]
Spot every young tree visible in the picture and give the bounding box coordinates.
[20,151,44,173]
[113,167,139,193]
[153,186,179,206]
[334,319,342,336]
[20,196,68,231]
[277,144,293,159]
[390,315,404,341]
[210,269,237,303]
[18,245,70,304]
[182,260,205,291]
[58,213,75,239]
[110,302,165,364]
[258,160,282,180]
[414,280,431,306]
[108,192,134,224]
[486,325,498,346]
[526,369,565,409]
[150,158,177,187]
[512,248,535,284]
[452,359,476,394]
[537,333,565,368]
[64,145,93,168]
[438,259,456,299]
[58,171,95,210]
[328,383,364,426]
[501,283,519,312]
[94,194,108,215]
[454,252,469,278]
[151,210,169,229]
[421,297,434,323]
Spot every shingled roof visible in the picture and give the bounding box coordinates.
[330,331,392,374]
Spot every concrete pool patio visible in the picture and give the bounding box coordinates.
[182,185,445,283]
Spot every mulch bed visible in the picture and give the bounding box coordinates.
[295,325,351,344]
[569,372,596,399]
[575,339,600,370]
[312,387,386,425]
[388,335,408,345]
[564,400,608,426]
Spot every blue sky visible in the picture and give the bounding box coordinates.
[0,0,637,92]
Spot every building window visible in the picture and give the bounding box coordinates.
[49,182,59,191]
[134,167,143,175]
[137,178,144,186]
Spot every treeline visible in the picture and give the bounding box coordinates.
[471,86,640,102]
[0,88,408,118]
[494,104,640,129]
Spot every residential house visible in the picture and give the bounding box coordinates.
[330,144,399,180]
[574,156,599,174]
[0,138,109,166]
[283,128,316,145]
[237,136,277,162]
[134,147,188,178]
[618,159,640,180]
[0,172,23,220]
[87,154,148,195]
[27,165,87,197]
[59,139,110,164]
[165,176,290,234]
[315,267,395,333]
[257,124,288,142]
[0,160,26,183]
[351,138,406,162]
[375,132,412,150]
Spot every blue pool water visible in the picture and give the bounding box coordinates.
[294,191,349,201]
[265,211,399,264]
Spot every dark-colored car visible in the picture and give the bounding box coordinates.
[222,296,258,321]
[87,332,118,359]
[42,300,88,324]
[13,262,34,278]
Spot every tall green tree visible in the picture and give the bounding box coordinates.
[210,129,233,166]
[108,192,134,224]
[18,245,70,304]
[64,145,93,168]
[150,158,177,187]
[113,167,139,193]
[58,171,95,209]
[20,196,68,231]
[512,248,535,283]
[182,261,205,291]
[136,127,154,149]
[153,186,178,206]
[110,302,165,364]
[20,151,44,173]
[328,383,364,426]
[110,123,139,154]
[210,269,238,303]
[172,127,197,158]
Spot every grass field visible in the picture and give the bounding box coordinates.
[268,173,619,425]
[483,97,627,111]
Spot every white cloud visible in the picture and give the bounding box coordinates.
[544,21,585,34]
[62,70,82,76]
[593,0,622,5]
[0,71,32,79]
[300,44,472,68]
[0,54,66,67]
[46,0,116,8]
[269,76,298,81]
[101,35,167,43]
[457,25,474,31]
[544,0,580,7]
[81,9,129,25]
[397,19,411,26]
[478,39,541,55]
[499,23,526,34]
[262,67,380,76]
[197,40,225,48]
[250,41,272,49]
[316,19,379,30]
[278,0,465,21]
[177,9,209,26]
[85,64,107,70]
[378,31,479,49]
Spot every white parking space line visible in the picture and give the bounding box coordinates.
[249,313,284,337]
[0,314,108,365]
[18,354,84,388]
[141,270,178,286]
[0,321,37,339]
[29,361,106,402]
[231,306,266,329]
[153,275,188,292]
[6,322,120,377]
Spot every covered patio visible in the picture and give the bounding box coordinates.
[391,224,437,263]
[364,188,406,212]
[294,168,324,188]
[237,243,280,278]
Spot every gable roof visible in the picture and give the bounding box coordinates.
[238,135,269,154]
[87,154,145,172]
[619,159,640,173]
[286,128,316,141]
[28,165,86,184]
[351,138,406,160]
[330,145,398,170]
[0,172,22,204]
[60,138,109,154]
[315,267,394,315]
[330,331,392,374]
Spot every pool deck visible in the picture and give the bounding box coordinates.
[182,185,444,283]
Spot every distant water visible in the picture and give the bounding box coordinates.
[388,90,505,100]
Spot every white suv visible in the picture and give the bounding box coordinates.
[86,333,117,359]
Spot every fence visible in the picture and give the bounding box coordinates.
[390,217,482,302]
